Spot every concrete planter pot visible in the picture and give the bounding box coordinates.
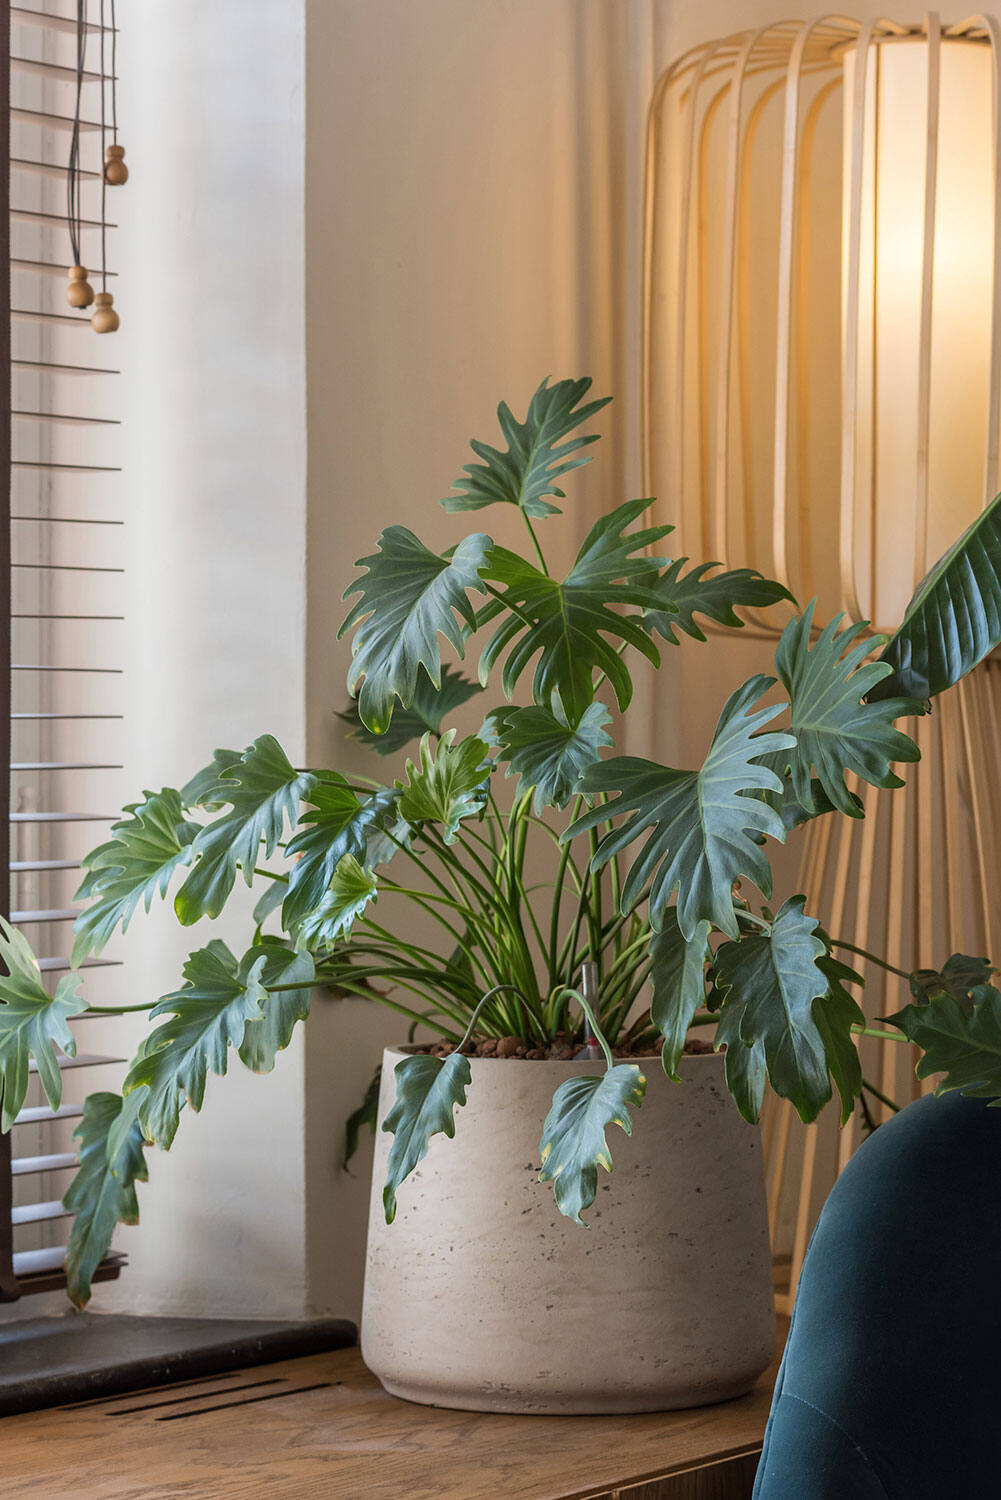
[361,1046,775,1414]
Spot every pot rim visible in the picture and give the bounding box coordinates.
[382,1042,721,1065]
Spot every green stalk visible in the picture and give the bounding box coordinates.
[551,971,615,1071]
[522,512,551,576]
[833,940,911,982]
[84,1002,157,1015]
[587,829,603,966]
[861,1077,901,1113]
[852,1025,909,1044]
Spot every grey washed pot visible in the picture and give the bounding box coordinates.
[361,1046,775,1415]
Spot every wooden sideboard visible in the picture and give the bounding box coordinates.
[1,1320,788,1499]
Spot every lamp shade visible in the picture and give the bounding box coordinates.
[644,15,1001,632]
[644,15,1001,1308]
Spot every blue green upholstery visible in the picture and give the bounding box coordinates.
[753,1090,1001,1498]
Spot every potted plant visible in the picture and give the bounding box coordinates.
[2,378,1001,1412]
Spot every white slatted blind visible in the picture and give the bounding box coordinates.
[5,0,125,1296]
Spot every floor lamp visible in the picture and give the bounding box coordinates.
[643,14,1001,1310]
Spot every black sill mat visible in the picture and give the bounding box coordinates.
[0,1313,356,1416]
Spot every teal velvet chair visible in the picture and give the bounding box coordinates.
[753,1089,1001,1499]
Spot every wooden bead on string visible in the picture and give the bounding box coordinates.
[91,291,119,334]
[66,265,95,308]
[104,143,128,185]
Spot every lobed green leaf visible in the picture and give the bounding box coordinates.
[442,376,611,519]
[72,788,200,964]
[340,527,491,733]
[63,1091,148,1309]
[568,676,794,939]
[479,499,670,718]
[382,1052,472,1223]
[0,917,87,1131]
[538,1065,646,1225]
[174,736,316,926]
[775,605,921,819]
[124,940,267,1148]
[643,559,793,646]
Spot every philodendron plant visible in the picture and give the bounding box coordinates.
[3,378,1001,1306]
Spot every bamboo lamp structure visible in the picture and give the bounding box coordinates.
[644,14,1001,1311]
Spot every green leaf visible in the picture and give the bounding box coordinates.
[712,897,834,1124]
[237,940,315,1072]
[63,1091,147,1309]
[124,940,267,1148]
[442,376,611,518]
[339,664,484,756]
[252,876,287,927]
[714,1001,768,1126]
[762,763,864,833]
[871,489,1001,701]
[488,695,613,813]
[344,1064,382,1170]
[298,854,379,949]
[643,560,794,645]
[382,1051,472,1223]
[889,986,1001,1102]
[479,499,671,717]
[340,527,491,733]
[774,605,920,818]
[174,736,316,925]
[813,954,865,1125]
[909,953,995,1012]
[538,1065,646,1225]
[72,789,200,963]
[650,912,711,1078]
[397,731,489,842]
[0,918,87,1130]
[282,780,397,936]
[568,676,795,939]
[180,747,243,810]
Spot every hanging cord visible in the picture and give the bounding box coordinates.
[66,0,86,269]
[98,0,107,291]
[110,0,118,145]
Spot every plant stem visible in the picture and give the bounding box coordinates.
[861,1077,901,1113]
[522,513,550,576]
[453,983,536,1053]
[84,1003,156,1014]
[833,940,911,982]
[555,977,614,1071]
[851,1025,908,1044]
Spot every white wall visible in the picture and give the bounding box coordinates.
[95,0,311,1319]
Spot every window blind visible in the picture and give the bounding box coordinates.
[2,0,125,1300]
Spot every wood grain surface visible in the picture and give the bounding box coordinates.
[0,1320,787,1500]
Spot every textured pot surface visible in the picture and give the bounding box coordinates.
[361,1047,775,1414]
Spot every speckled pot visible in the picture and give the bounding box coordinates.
[361,1046,775,1414]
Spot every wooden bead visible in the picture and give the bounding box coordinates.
[66,265,95,308]
[104,143,128,185]
[91,291,119,334]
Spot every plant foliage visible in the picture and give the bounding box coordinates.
[381,1052,471,1223]
[0,918,87,1131]
[63,1092,148,1308]
[872,489,1001,701]
[6,377,1000,1304]
[569,677,794,938]
[538,1065,646,1225]
[442,376,610,518]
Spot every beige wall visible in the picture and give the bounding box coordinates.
[301,0,682,1317]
